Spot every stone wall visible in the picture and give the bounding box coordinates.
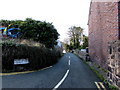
[107,40,120,88]
[74,49,87,60]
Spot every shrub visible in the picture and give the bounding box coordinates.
[2,40,61,72]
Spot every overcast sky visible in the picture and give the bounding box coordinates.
[0,0,91,41]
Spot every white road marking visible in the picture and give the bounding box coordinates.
[69,56,70,59]
[53,70,70,90]
[68,60,70,65]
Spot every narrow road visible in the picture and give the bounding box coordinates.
[2,53,102,89]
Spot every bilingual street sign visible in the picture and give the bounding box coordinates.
[14,59,29,65]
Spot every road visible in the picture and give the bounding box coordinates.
[2,53,103,89]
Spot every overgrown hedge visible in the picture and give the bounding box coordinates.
[1,40,61,72]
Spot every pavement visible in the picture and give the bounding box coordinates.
[2,53,106,89]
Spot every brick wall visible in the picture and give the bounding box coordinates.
[0,45,1,72]
[107,40,120,88]
[88,2,119,68]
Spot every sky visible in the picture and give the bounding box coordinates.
[0,0,91,41]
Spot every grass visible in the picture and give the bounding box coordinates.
[75,53,105,80]
[74,53,119,90]
[108,83,119,90]
[89,64,105,81]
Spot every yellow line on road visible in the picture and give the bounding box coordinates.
[0,71,35,76]
[95,82,101,90]
[0,66,53,76]
[95,82,106,90]
[99,82,106,90]
[39,66,53,71]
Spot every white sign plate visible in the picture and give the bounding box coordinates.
[14,59,29,65]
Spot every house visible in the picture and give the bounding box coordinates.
[88,0,120,88]
[88,0,120,68]
[54,40,63,54]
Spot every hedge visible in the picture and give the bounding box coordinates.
[1,40,61,72]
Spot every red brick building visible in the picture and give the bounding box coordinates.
[88,1,120,68]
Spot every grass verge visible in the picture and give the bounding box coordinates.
[74,53,119,90]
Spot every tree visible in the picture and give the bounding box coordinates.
[0,18,60,48]
[68,26,83,49]
[82,35,88,49]
[20,18,59,48]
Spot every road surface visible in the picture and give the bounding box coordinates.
[2,53,103,89]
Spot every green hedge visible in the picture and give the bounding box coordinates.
[2,41,61,72]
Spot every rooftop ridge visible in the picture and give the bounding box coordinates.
[91,0,120,2]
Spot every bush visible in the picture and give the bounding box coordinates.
[2,40,61,72]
